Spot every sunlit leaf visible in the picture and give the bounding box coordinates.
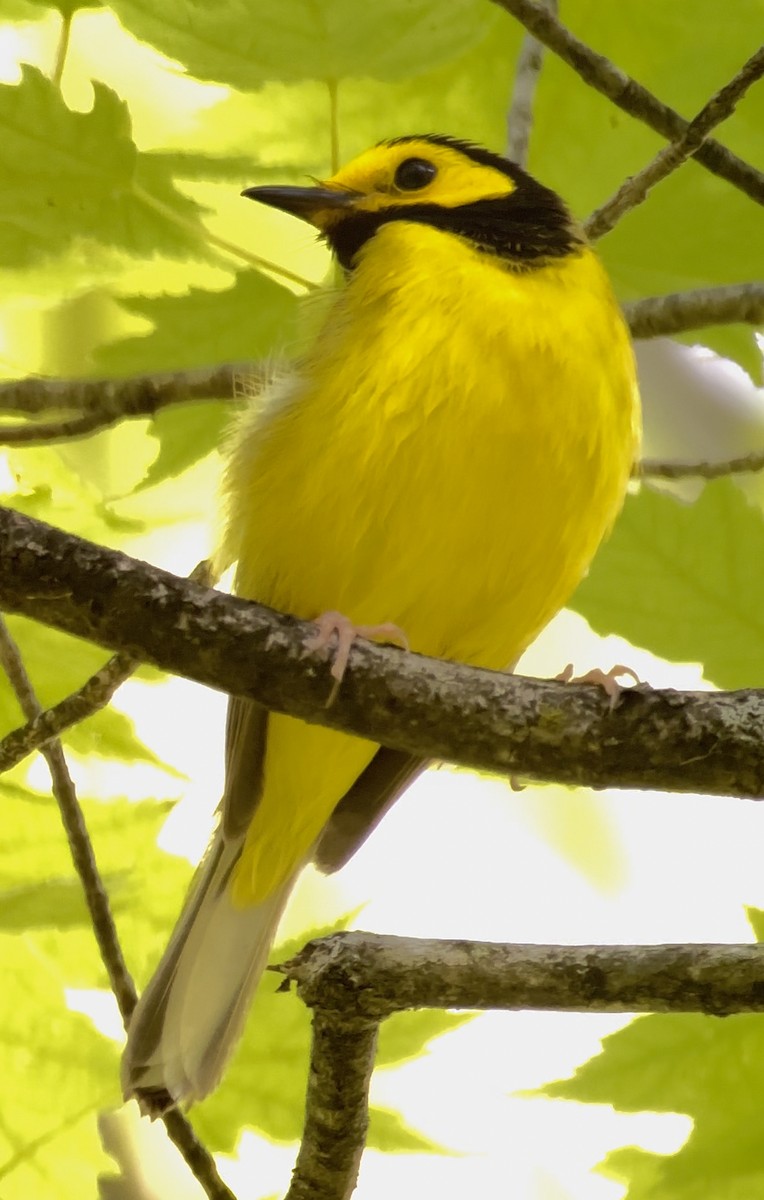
[0,66,210,266]
[0,617,162,766]
[108,0,500,89]
[96,269,299,375]
[138,400,230,491]
[572,480,764,689]
[376,1009,473,1069]
[367,1106,443,1154]
[0,788,188,1198]
[0,937,115,1200]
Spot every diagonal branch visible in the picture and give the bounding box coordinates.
[491,0,764,204]
[586,46,764,239]
[640,449,764,482]
[0,562,210,773]
[0,651,136,771]
[2,505,764,800]
[279,931,764,1200]
[623,283,764,338]
[0,364,247,445]
[0,618,236,1200]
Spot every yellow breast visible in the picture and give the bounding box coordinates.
[223,220,639,904]
[225,221,638,667]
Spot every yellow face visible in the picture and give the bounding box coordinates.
[242,135,577,270]
[312,137,517,231]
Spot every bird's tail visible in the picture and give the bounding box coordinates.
[121,832,295,1112]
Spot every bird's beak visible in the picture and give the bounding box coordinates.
[241,185,362,228]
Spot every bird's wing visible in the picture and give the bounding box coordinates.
[222,696,269,839]
[314,747,426,873]
[224,697,425,873]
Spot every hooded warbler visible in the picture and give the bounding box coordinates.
[122,135,640,1110]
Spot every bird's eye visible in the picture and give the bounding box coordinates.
[393,157,437,191]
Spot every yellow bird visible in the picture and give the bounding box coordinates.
[122,135,640,1110]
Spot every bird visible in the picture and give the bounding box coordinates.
[121,134,640,1112]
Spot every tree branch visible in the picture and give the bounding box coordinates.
[0,617,235,1200]
[2,505,764,800]
[285,1010,377,1200]
[283,931,764,1020]
[505,0,557,167]
[0,617,138,1015]
[490,0,764,204]
[278,931,764,1200]
[640,449,764,481]
[585,46,764,240]
[0,365,248,445]
[623,283,764,338]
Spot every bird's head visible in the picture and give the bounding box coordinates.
[243,135,583,271]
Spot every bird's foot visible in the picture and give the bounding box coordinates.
[556,662,641,711]
[305,611,409,699]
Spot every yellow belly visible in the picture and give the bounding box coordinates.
[224,222,640,904]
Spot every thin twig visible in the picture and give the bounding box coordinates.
[506,0,557,166]
[587,46,764,239]
[639,449,764,481]
[0,409,150,445]
[0,617,236,1200]
[491,0,764,204]
[0,364,246,444]
[0,618,138,1015]
[0,651,136,772]
[623,283,764,339]
[328,79,341,175]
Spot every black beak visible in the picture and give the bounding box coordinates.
[241,185,361,222]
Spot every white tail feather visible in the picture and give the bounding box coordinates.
[122,833,296,1109]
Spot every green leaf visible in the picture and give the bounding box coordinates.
[0,616,162,766]
[145,149,258,182]
[138,400,230,491]
[544,1010,764,1200]
[0,780,189,986]
[0,789,190,1197]
[23,0,102,12]
[0,66,210,267]
[602,1147,764,1200]
[96,269,299,375]
[512,785,627,892]
[376,1009,473,1069]
[107,0,500,89]
[0,0,49,16]
[571,480,764,689]
[0,877,109,932]
[0,938,116,1200]
[193,918,461,1151]
[367,1106,443,1154]
[746,907,764,943]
